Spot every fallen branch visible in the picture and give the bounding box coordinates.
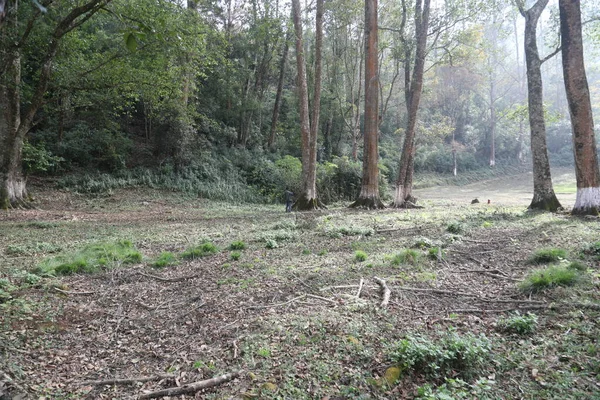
[82,374,175,386]
[319,285,359,292]
[53,287,95,295]
[138,370,242,399]
[305,294,336,304]
[247,295,306,309]
[373,277,391,307]
[397,286,478,298]
[355,278,365,299]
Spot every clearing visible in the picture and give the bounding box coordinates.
[1,170,598,399]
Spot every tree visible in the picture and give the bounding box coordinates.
[516,0,562,211]
[391,0,431,208]
[559,0,600,215]
[350,0,384,208]
[291,0,322,210]
[0,0,111,209]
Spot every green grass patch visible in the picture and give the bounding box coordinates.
[354,250,368,262]
[519,265,581,292]
[390,331,492,381]
[553,183,577,194]
[37,240,142,275]
[391,249,421,266]
[497,312,538,335]
[181,242,219,259]
[151,252,178,268]
[229,240,247,250]
[529,248,567,264]
[446,221,463,234]
[230,251,241,261]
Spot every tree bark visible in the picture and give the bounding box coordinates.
[392,0,430,208]
[350,0,384,209]
[559,0,600,215]
[267,30,290,150]
[291,0,320,210]
[518,0,562,212]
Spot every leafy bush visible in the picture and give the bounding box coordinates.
[151,252,178,268]
[519,265,581,292]
[37,240,142,275]
[265,239,278,249]
[391,249,421,266]
[229,241,247,250]
[530,248,567,264]
[446,221,463,234]
[354,250,368,262]
[390,331,492,381]
[181,242,219,259]
[497,312,538,335]
[22,141,64,175]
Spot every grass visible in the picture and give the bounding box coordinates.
[519,265,581,292]
[181,242,219,259]
[229,240,247,250]
[529,248,567,264]
[36,240,142,275]
[354,250,367,262]
[150,252,178,268]
[391,249,421,266]
[497,312,538,335]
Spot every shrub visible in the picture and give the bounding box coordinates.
[390,331,492,381]
[497,312,537,335]
[151,252,178,268]
[530,248,567,264]
[265,239,279,249]
[37,240,141,275]
[446,221,463,234]
[229,241,247,250]
[391,249,420,266]
[354,250,368,262]
[181,242,219,259]
[519,265,580,292]
[230,251,241,261]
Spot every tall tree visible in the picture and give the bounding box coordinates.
[391,0,431,207]
[350,0,384,208]
[516,0,562,211]
[559,0,600,215]
[267,28,290,150]
[291,0,322,210]
[0,0,111,208]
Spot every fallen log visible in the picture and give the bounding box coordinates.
[138,370,243,399]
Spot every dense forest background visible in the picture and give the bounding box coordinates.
[4,0,600,204]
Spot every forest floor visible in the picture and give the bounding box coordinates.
[1,169,599,399]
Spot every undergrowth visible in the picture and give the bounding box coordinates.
[519,264,582,292]
[181,242,219,259]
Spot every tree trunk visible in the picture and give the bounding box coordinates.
[559,0,600,215]
[350,0,384,209]
[291,0,320,210]
[267,31,290,150]
[392,0,430,208]
[519,0,562,212]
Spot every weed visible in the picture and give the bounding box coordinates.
[265,239,278,249]
[530,248,567,264]
[257,347,272,358]
[302,248,311,255]
[391,249,421,266]
[354,250,368,262]
[390,331,492,381]
[428,247,444,260]
[37,240,142,275]
[582,241,600,259]
[230,251,242,261]
[497,312,538,335]
[181,242,219,259]
[568,261,587,272]
[416,377,494,399]
[519,265,581,292]
[6,242,62,256]
[413,237,435,249]
[446,221,463,234]
[151,252,178,268]
[325,226,374,238]
[317,249,328,256]
[229,240,247,250]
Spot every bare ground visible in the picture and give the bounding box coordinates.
[1,171,598,399]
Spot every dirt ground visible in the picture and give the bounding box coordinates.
[1,171,598,400]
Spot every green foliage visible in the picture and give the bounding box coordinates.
[529,248,567,264]
[22,141,64,175]
[428,247,444,260]
[567,261,587,272]
[151,252,178,268]
[229,241,247,250]
[415,378,495,399]
[519,265,581,292]
[390,331,492,381]
[265,239,279,249]
[446,221,463,234]
[5,242,62,256]
[497,312,538,335]
[181,242,219,259]
[582,241,600,259]
[37,240,142,275]
[391,249,421,266]
[354,250,368,262]
[413,237,436,249]
[230,251,241,261]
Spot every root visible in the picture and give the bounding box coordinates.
[529,194,562,212]
[293,195,325,211]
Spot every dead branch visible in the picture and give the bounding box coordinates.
[355,278,365,299]
[53,287,95,295]
[247,295,306,309]
[138,370,243,399]
[397,286,478,298]
[305,294,336,304]
[82,374,175,386]
[373,277,391,307]
[319,284,359,292]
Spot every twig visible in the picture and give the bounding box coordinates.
[373,277,391,307]
[232,340,239,359]
[137,271,198,283]
[457,269,519,282]
[319,285,359,292]
[81,374,176,386]
[247,295,306,309]
[53,287,95,295]
[138,370,243,399]
[397,286,478,298]
[355,278,365,299]
[305,293,336,304]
